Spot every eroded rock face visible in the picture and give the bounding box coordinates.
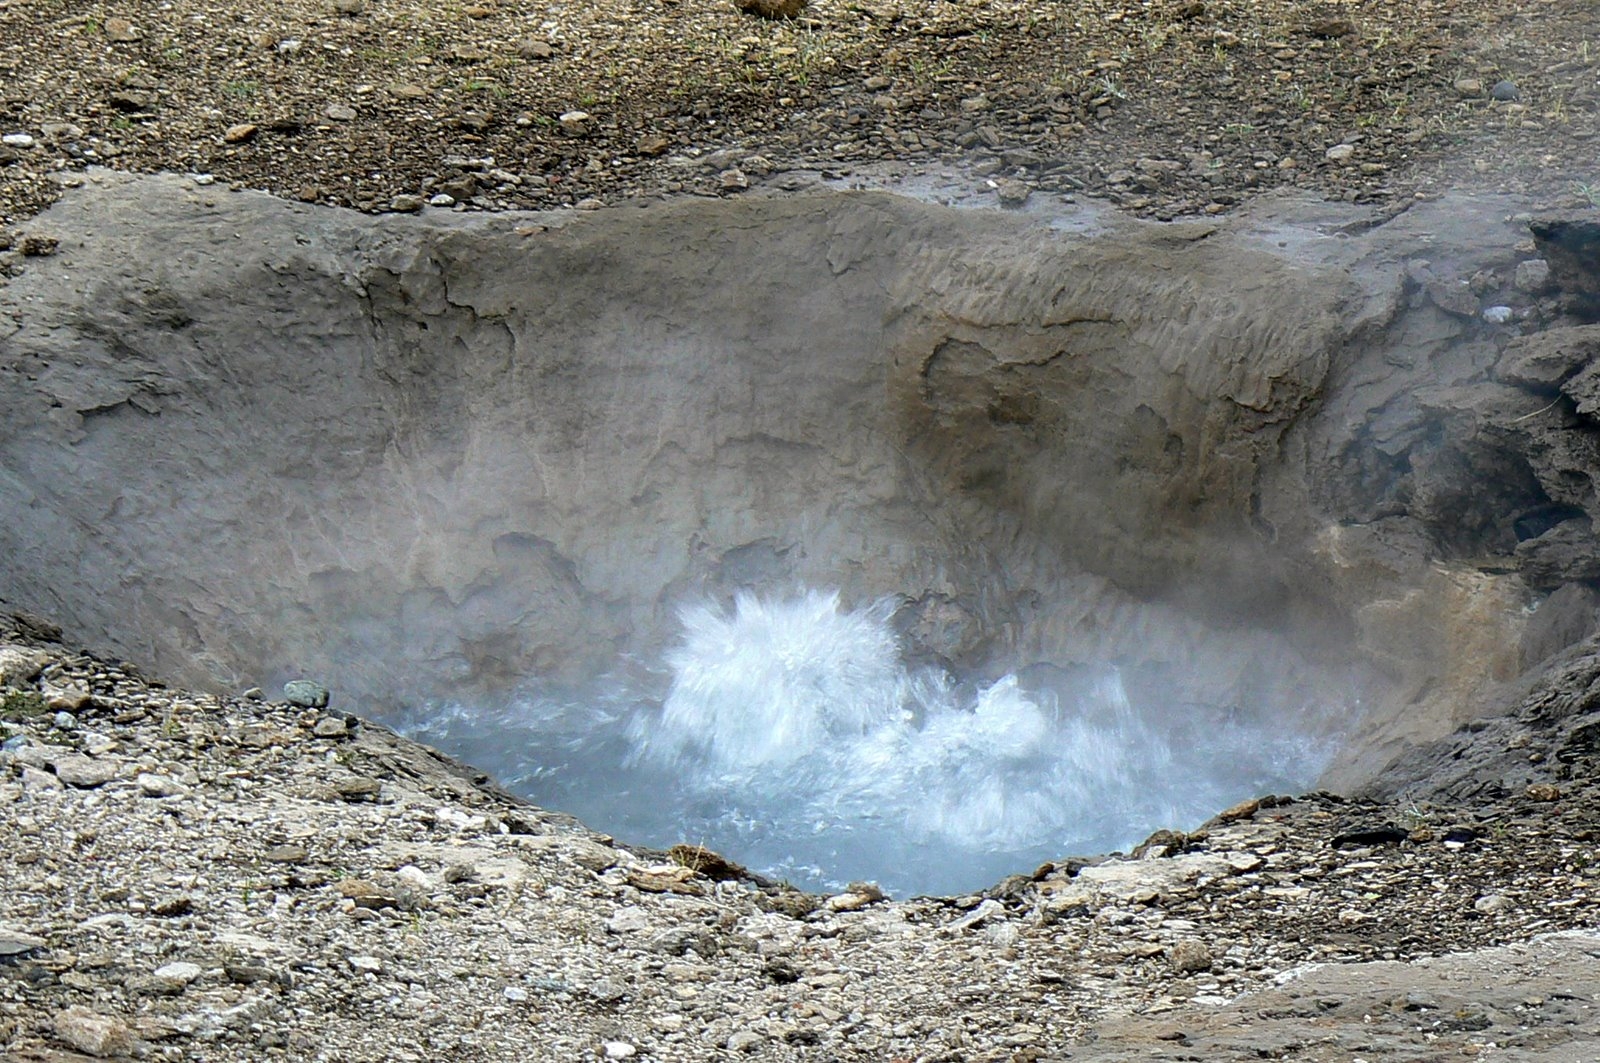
[2,172,1599,793]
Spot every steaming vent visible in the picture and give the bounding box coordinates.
[410,590,1339,896]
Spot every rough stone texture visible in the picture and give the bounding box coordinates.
[1531,214,1600,315]
[2,174,1600,797]
[1515,519,1600,589]
[1495,323,1600,390]
[1520,581,1600,669]
[1074,931,1600,1062]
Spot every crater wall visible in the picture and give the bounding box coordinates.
[3,173,1595,793]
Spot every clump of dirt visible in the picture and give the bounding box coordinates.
[2,0,1599,223]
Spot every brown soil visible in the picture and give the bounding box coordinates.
[3,0,1600,224]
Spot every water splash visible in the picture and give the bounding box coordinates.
[405,589,1342,896]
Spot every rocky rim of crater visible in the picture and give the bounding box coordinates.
[3,610,1600,1063]
[3,0,1600,227]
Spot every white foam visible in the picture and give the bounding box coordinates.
[408,588,1344,895]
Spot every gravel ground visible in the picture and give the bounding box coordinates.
[4,622,1600,1062]
[3,0,1600,223]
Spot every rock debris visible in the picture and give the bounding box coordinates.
[4,617,1600,1061]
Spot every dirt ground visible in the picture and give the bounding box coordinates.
[3,0,1600,224]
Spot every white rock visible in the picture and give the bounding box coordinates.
[2,133,35,148]
[602,1042,636,1059]
[606,907,651,934]
[1324,143,1355,162]
[154,961,203,985]
[395,864,432,890]
[348,954,384,973]
[946,898,1004,932]
[137,772,185,797]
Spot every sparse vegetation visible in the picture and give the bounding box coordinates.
[0,688,46,720]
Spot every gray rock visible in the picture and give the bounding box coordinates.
[0,645,49,685]
[45,685,91,711]
[0,927,46,958]
[1515,258,1552,293]
[20,765,62,791]
[1520,583,1600,668]
[994,178,1032,207]
[1425,277,1480,317]
[606,907,651,934]
[1497,324,1600,389]
[1490,80,1519,101]
[1516,521,1600,589]
[51,753,117,788]
[1168,939,1214,973]
[312,715,348,738]
[53,1007,136,1057]
[1562,360,1600,418]
[137,772,185,797]
[947,898,1005,932]
[283,680,329,708]
[1530,214,1600,312]
[727,1030,764,1052]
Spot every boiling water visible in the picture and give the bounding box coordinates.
[405,589,1339,897]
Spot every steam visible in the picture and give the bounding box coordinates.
[407,588,1344,895]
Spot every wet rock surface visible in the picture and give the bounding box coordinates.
[3,620,1600,1062]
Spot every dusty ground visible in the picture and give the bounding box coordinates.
[3,0,1600,223]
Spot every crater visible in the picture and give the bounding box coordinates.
[4,172,1597,894]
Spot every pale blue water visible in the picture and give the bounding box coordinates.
[404,589,1340,897]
